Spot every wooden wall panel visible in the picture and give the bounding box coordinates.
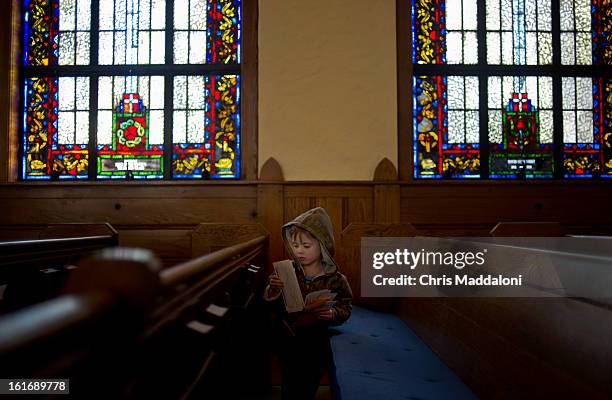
[284,185,371,198]
[257,184,284,264]
[1,198,256,225]
[1,179,611,268]
[2,181,611,264]
[119,229,193,260]
[400,184,612,234]
[374,159,400,223]
[283,197,312,224]
[0,226,43,241]
[0,184,259,266]
[191,223,268,257]
[374,185,400,223]
[0,184,257,199]
[314,197,344,244]
[346,197,374,224]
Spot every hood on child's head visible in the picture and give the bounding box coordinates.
[282,207,338,274]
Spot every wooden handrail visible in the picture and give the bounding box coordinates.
[159,235,267,287]
[146,244,264,336]
[0,235,115,250]
[0,235,118,266]
[0,291,116,355]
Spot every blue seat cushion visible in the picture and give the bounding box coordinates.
[330,306,477,400]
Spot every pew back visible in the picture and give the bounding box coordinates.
[0,232,269,399]
[0,223,118,313]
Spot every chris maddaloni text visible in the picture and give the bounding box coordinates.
[373,274,523,286]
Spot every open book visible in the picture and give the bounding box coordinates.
[273,260,337,313]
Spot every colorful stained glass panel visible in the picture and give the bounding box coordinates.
[593,0,612,65]
[412,0,609,179]
[487,76,553,178]
[173,74,240,179]
[563,77,612,178]
[23,76,90,179]
[25,0,55,65]
[412,0,446,64]
[413,75,480,179]
[96,75,164,179]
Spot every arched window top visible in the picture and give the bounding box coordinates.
[21,0,242,180]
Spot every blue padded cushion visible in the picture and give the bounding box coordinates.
[329,306,477,400]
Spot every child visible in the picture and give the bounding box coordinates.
[263,207,353,400]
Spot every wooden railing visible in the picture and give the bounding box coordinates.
[0,222,118,268]
[0,224,119,313]
[410,239,612,398]
[0,235,117,265]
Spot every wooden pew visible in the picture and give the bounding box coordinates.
[338,223,612,399]
[397,235,612,399]
[332,223,477,399]
[0,223,118,313]
[0,233,269,399]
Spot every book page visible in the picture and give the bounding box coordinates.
[273,260,304,313]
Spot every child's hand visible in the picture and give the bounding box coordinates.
[317,309,334,320]
[267,273,284,296]
[269,273,284,289]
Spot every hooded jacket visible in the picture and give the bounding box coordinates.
[264,207,353,328]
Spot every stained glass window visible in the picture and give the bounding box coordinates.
[414,76,480,178]
[21,0,241,180]
[412,0,612,179]
[172,74,239,178]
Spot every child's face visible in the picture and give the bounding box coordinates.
[291,231,321,267]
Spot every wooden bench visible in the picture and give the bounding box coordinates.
[0,223,118,313]
[398,234,612,398]
[326,223,477,399]
[330,306,477,400]
[336,223,612,399]
[0,232,269,399]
